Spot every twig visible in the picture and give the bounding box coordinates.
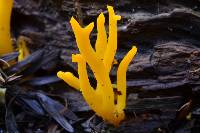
[0,68,8,79]
[0,59,10,67]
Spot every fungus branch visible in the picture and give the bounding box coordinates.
[57,6,137,125]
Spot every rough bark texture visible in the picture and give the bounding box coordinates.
[11,0,200,132]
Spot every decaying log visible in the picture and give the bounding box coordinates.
[65,92,183,132]
[8,0,200,132]
[65,92,182,113]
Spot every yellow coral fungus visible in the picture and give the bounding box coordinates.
[17,36,30,61]
[57,6,137,125]
[0,0,13,55]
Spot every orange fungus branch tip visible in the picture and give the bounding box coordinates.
[57,5,137,126]
[0,0,13,55]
